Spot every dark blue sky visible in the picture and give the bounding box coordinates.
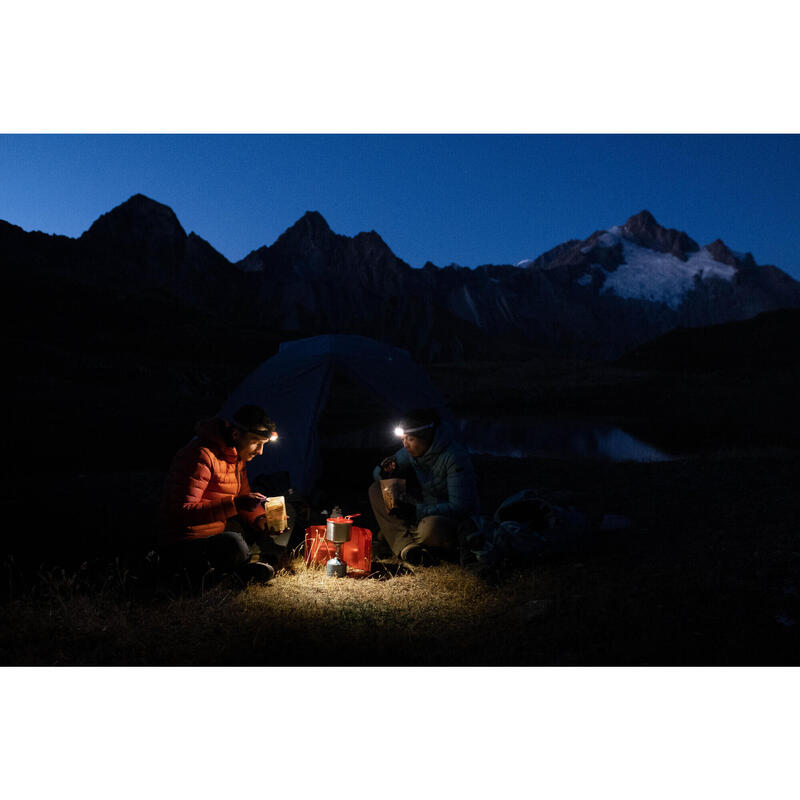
[1,134,798,278]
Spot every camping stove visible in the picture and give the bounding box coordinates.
[324,514,359,577]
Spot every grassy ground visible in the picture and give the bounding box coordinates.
[2,448,799,666]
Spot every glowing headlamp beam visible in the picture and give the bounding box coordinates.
[394,423,434,437]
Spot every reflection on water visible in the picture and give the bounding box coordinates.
[456,417,675,462]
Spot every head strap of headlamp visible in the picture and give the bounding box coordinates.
[232,421,275,438]
[401,422,434,435]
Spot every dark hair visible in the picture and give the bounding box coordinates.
[231,405,276,437]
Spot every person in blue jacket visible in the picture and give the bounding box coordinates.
[368,408,479,565]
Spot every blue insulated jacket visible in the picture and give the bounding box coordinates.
[373,422,479,521]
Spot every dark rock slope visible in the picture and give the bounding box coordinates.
[3,195,799,361]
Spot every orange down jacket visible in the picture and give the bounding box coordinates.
[159,417,264,544]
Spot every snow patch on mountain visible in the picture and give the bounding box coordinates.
[496,291,514,321]
[601,241,737,309]
[581,226,623,253]
[597,226,623,247]
[515,258,535,267]
[461,284,481,325]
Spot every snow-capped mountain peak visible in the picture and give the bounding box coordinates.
[520,211,748,310]
[599,240,737,309]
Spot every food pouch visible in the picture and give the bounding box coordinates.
[380,478,406,512]
[265,496,288,534]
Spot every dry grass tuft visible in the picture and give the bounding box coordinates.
[213,557,520,665]
[0,556,527,666]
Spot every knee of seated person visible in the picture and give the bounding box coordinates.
[415,515,458,549]
[368,481,384,509]
[215,530,252,567]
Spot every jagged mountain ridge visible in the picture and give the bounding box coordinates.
[234,205,800,358]
[0,195,516,361]
[409,209,800,357]
[2,194,799,361]
[241,210,532,360]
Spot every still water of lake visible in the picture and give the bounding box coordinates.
[455,417,675,462]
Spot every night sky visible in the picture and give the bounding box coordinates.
[1,133,798,279]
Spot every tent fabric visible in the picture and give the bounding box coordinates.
[219,335,448,494]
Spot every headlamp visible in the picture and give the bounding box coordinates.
[232,419,278,441]
[394,423,434,437]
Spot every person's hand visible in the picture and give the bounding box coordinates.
[380,457,397,478]
[235,492,268,513]
[389,501,416,526]
[255,514,289,535]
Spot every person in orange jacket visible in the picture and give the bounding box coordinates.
[159,404,287,586]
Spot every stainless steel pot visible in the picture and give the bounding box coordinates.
[325,517,353,544]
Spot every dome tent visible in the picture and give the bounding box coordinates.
[219,334,448,497]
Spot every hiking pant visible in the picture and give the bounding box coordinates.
[368,480,458,558]
[161,528,251,587]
